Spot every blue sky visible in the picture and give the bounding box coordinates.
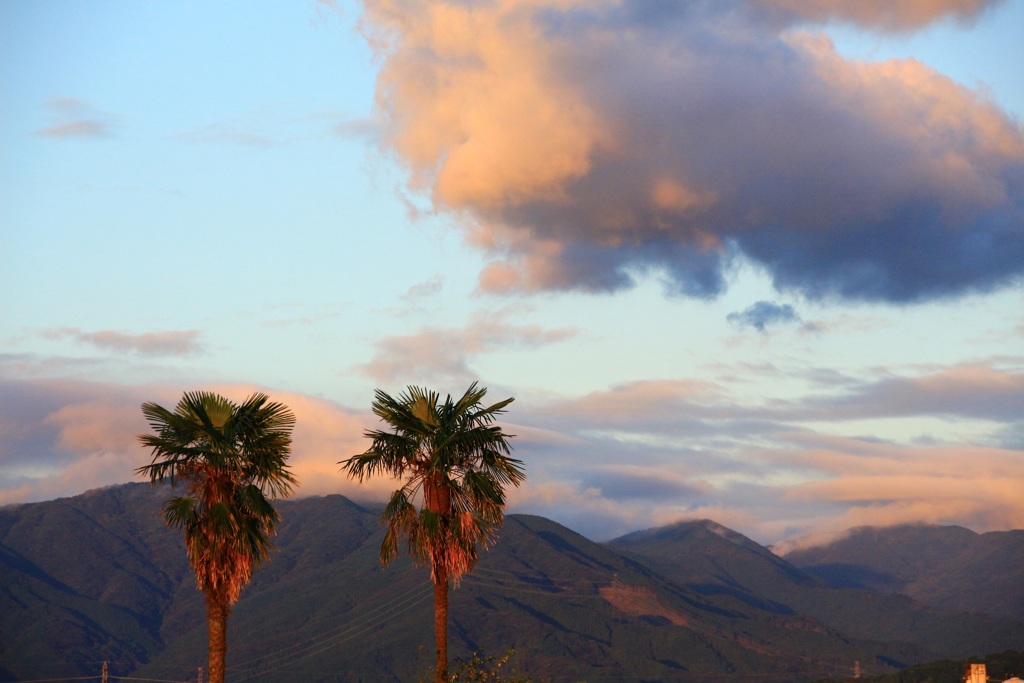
[2,0,1022,545]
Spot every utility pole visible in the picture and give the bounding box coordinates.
[101,661,109,683]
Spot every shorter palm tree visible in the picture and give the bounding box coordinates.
[137,391,296,683]
[340,382,525,683]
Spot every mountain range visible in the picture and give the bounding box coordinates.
[2,483,1022,683]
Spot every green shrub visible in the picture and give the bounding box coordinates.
[422,649,532,683]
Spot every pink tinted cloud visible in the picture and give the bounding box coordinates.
[0,380,151,506]
[0,379,383,506]
[34,120,110,138]
[33,98,112,138]
[363,0,1024,303]
[545,379,728,429]
[44,328,204,356]
[358,309,575,384]
[261,389,392,501]
[158,384,390,502]
[554,364,1024,427]
[770,437,1024,534]
[504,363,1024,541]
[753,0,1005,30]
[363,0,609,210]
[811,364,1024,422]
[44,401,142,455]
[3,357,1022,543]
[515,362,1024,448]
[777,434,1023,478]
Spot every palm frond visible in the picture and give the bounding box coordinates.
[382,487,420,565]
[346,382,524,584]
[137,390,296,607]
[163,496,199,530]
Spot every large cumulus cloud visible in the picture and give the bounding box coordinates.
[363,0,1023,302]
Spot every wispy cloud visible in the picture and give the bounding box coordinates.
[358,309,576,385]
[332,116,380,141]
[33,98,113,138]
[362,0,1024,303]
[799,365,1024,424]
[400,274,445,304]
[539,364,1024,431]
[176,125,278,146]
[504,359,1024,540]
[728,301,802,332]
[44,328,204,356]
[176,108,368,146]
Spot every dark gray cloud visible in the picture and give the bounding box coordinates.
[0,378,75,470]
[367,0,1024,304]
[581,470,708,501]
[727,301,801,331]
[799,366,1024,423]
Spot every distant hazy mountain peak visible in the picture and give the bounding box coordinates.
[607,517,774,558]
[773,522,973,556]
[701,519,732,536]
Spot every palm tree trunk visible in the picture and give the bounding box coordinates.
[425,473,453,683]
[207,594,228,683]
[433,563,448,683]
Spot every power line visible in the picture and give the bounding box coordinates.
[227,590,432,681]
[226,572,430,671]
[11,675,190,683]
[224,578,434,681]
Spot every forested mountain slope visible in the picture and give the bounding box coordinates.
[2,485,1022,683]
[780,524,1024,618]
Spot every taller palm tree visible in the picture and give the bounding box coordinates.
[136,391,297,683]
[340,382,525,683]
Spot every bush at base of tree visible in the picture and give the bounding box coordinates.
[422,649,532,683]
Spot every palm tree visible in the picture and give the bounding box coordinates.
[136,391,297,683]
[340,382,525,683]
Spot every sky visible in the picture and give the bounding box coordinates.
[1,0,1022,547]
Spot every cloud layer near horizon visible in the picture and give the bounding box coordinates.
[363,0,1023,302]
[0,378,392,509]
[3,357,1021,545]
